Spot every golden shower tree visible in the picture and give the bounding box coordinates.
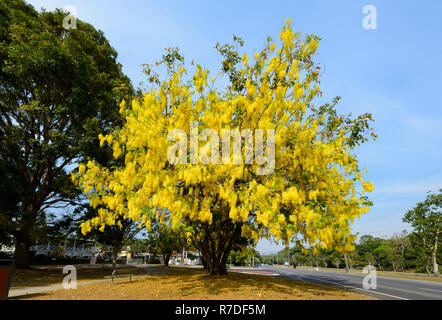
[73,20,375,275]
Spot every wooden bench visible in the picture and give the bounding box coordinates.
[105,269,134,284]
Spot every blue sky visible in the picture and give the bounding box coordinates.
[27,0,442,254]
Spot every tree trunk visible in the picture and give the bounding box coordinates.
[199,229,235,275]
[192,211,242,276]
[200,253,207,269]
[344,254,349,273]
[204,252,230,275]
[374,259,382,270]
[13,211,36,269]
[433,232,439,277]
[112,246,119,269]
[14,230,32,269]
[14,239,30,269]
[432,250,439,277]
[164,254,170,266]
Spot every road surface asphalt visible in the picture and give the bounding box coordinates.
[255,266,442,300]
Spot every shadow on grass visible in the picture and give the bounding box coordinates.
[10,265,363,300]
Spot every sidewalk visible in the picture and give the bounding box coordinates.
[8,279,109,298]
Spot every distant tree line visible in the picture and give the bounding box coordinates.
[261,190,442,276]
[228,248,262,266]
[262,231,438,274]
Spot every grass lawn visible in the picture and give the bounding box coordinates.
[11,265,372,300]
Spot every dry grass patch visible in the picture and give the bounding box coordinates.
[10,264,148,289]
[18,266,373,300]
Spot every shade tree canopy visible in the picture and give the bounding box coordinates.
[0,0,133,268]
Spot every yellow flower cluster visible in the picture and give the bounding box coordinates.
[72,20,373,255]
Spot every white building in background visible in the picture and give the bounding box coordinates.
[31,238,97,258]
[0,244,14,257]
[0,238,97,258]
[169,250,202,265]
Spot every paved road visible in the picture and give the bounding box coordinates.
[256,266,442,300]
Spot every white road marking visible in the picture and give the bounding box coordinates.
[304,270,442,287]
[230,270,280,276]
[291,274,409,300]
[419,287,442,293]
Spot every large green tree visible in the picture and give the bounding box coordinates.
[0,0,133,268]
[356,235,385,268]
[404,190,442,277]
[228,247,260,266]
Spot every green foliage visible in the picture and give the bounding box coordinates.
[0,0,133,268]
[262,228,436,273]
[128,239,150,256]
[78,207,142,267]
[146,219,187,266]
[403,190,442,246]
[403,190,442,276]
[228,247,261,266]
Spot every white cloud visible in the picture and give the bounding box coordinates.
[379,181,441,194]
